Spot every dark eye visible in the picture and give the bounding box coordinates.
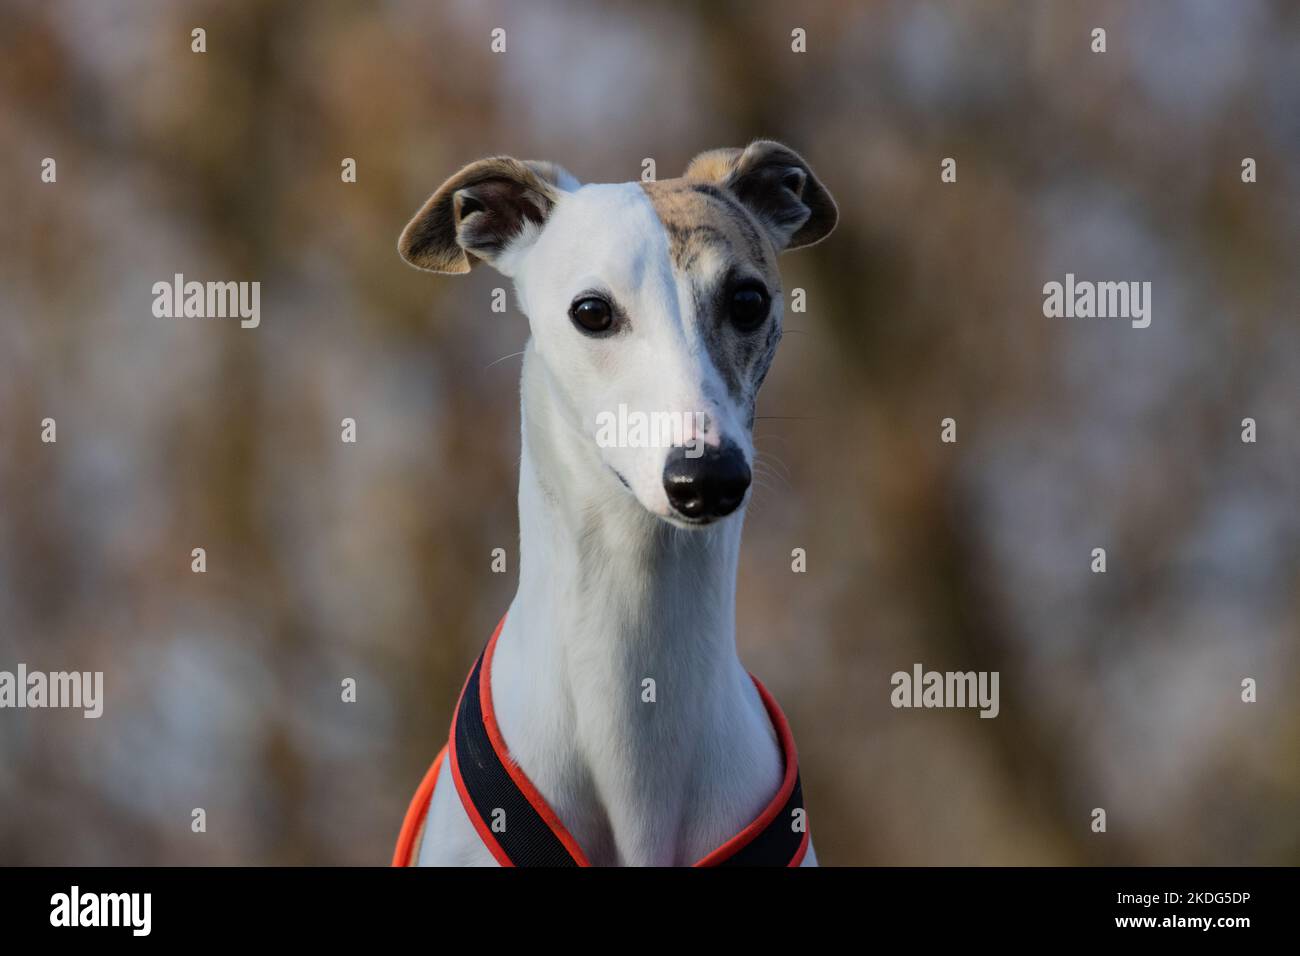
[570,296,614,334]
[729,283,770,331]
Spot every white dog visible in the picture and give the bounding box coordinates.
[393,141,836,866]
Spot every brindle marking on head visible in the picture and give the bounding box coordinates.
[640,179,783,405]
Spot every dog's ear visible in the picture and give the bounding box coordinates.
[684,140,837,252]
[398,157,577,275]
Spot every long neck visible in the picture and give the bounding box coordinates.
[488,346,781,866]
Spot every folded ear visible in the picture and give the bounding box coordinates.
[684,140,837,252]
[398,157,577,275]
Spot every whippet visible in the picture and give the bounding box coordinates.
[392,141,837,866]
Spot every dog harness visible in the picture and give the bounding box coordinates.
[393,615,809,867]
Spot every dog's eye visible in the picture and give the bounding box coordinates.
[729,284,770,331]
[570,296,614,334]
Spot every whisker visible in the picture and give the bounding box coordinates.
[485,350,526,370]
[754,463,791,490]
[747,478,775,512]
[754,452,793,483]
[752,460,791,491]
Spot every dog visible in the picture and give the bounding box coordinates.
[392,141,837,866]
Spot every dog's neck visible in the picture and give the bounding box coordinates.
[487,345,783,866]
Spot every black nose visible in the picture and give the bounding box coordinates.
[662,442,751,521]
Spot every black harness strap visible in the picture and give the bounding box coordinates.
[453,649,580,867]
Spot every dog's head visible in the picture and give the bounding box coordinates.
[399,141,836,528]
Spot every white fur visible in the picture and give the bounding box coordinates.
[415,182,815,866]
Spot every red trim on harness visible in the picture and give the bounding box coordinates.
[394,613,806,866]
[692,675,807,868]
[391,743,445,867]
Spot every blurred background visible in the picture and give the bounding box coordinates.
[0,0,1297,865]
